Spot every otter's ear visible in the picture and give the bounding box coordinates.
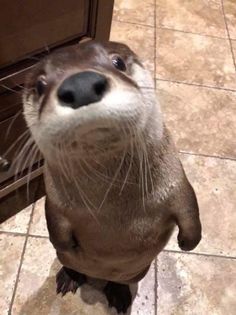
[170,178,202,251]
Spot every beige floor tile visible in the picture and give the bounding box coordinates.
[29,197,48,237]
[156,80,236,158]
[157,252,236,315]
[12,237,155,314]
[0,205,32,234]
[224,0,236,40]
[156,0,227,38]
[113,0,155,26]
[156,29,236,89]
[0,190,36,234]
[0,180,39,233]
[165,154,236,258]
[110,20,155,75]
[131,263,155,315]
[0,234,25,315]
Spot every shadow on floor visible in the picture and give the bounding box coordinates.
[18,259,137,315]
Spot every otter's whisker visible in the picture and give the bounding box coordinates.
[138,131,148,196]
[59,142,72,182]
[3,129,31,158]
[5,110,23,140]
[82,158,115,185]
[134,130,146,213]
[17,139,35,178]
[72,170,99,222]
[65,143,98,221]
[26,144,40,200]
[144,140,154,194]
[98,129,127,212]
[78,159,98,184]
[90,154,107,170]
[119,124,134,194]
[55,145,71,203]
[0,84,23,95]
[13,137,35,180]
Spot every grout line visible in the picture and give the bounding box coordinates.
[8,200,37,315]
[179,150,236,162]
[156,77,236,93]
[163,249,236,261]
[28,233,49,239]
[0,230,49,239]
[8,236,28,315]
[0,230,27,237]
[156,26,228,40]
[112,18,229,41]
[26,201,36,237]
[221,0,236,71]
[112,18,155,29]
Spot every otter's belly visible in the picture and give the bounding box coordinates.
[57,249,151,283]
[57,223,174,283]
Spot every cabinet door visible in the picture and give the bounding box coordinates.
[0,0,89,68]
[0,114,42,187]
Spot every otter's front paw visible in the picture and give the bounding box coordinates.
[104,282,132,314]
[177,230,201,251]
[56,267,87,296]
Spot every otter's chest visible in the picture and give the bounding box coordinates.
[70,201,170,252]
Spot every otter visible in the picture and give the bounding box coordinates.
[23,40,201,314]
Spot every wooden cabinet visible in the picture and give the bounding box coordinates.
[0,0,114,198]
[0,0,88,68]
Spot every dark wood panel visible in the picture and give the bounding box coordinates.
[0,174,44,218]
[0,90,22,121]
[0,114,42,186]
[88,0,114,41]
[0,0,89,67]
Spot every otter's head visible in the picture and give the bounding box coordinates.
[23,41,162,161]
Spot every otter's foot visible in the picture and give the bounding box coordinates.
[56,267,87,296]
[103,281,132,314]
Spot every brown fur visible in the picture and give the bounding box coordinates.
[23,41,201,285]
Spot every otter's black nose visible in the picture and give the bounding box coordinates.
[57,71,108,109]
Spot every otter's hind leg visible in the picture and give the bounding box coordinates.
[103,281,132,314]
[56,267,87,296]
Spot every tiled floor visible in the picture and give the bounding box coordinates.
[0,0,236,314]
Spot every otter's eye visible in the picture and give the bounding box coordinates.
[36,77,47,96]
[112,55,126,72]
